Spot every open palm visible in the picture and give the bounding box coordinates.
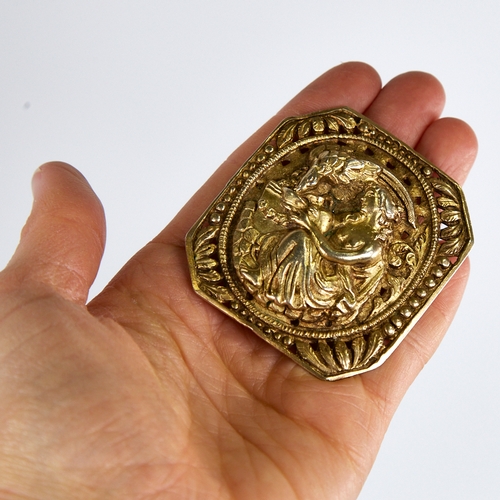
[0,62,476,499]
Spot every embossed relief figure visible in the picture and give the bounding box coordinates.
[234,144,416,326]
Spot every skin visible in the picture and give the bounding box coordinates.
[0,62,477,499]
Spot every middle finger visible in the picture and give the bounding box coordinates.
[363,71,446,147]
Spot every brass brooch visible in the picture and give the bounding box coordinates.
[186,108,473,381]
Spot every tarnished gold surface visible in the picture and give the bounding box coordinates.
[186,108,473,381]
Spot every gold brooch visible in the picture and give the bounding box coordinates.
[186,108,473,381]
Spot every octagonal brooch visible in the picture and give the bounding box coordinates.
[186,108,473,381]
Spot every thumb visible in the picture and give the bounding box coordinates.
[2,162,106,304]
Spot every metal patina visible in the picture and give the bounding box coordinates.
[186,108,473,381]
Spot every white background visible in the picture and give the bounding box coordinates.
[0,1,497,498]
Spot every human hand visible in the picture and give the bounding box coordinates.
[0,62,476,499]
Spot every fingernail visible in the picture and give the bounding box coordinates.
[31,166,44,201]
